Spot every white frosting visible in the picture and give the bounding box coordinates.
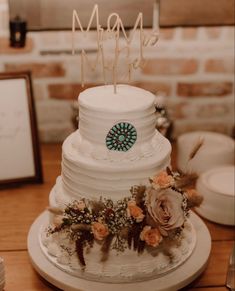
[79,85,156,146]
[50,130,171,205]
[79,84,155,112]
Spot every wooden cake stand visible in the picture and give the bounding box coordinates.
[28,211,211,291]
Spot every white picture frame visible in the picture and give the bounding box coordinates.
[0,71,43,186]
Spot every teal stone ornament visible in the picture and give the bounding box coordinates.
[106,122,137,151]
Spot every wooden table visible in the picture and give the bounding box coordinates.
[0,144,234,291]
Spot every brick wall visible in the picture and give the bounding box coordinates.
[0,0,8,32]
[0,0,234,141]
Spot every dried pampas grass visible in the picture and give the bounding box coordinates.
[175,172,198,189]
[185,189,203,208]
[188,137,204,161]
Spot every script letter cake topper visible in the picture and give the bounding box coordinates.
[72,3,159,93]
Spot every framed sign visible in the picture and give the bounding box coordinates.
[0,72,43,186]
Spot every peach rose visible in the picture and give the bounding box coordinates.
[152,171,174,189]
[127,200,145,222]
[74,200,86,211]
[140,226,162,247]
[91,222,109,241]
[146,188,185,236]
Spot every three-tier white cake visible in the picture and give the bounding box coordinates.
[41,84,196,283]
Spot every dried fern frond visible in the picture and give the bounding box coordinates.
[137,239,145,254]
[75,231,94,267]
[127,228,133,249]
[101,234,114,262]
[75,238,86,267]
[119,227,129,240]
[90,200,105,215]
[135,186,146,206]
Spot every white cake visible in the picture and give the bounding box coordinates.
[42,84,197,283]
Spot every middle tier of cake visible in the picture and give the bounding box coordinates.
[50,130,171,208]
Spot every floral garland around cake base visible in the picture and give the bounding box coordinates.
[47,168,202,268]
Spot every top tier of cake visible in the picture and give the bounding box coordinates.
[79,84,155,113]
[77,84,158,160]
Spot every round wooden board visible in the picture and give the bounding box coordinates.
[28,211,211,291]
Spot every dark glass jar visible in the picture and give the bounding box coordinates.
[155,94,173,141]
[9,16,27,48]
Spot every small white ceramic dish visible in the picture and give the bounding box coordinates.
[177,131,234,174]
[196,165,235,225]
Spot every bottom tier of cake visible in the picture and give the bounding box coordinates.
[40,215,196,283]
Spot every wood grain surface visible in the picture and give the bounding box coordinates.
[0,144,234,291]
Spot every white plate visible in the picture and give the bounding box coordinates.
[177,131,234,174]
[196,166,235,225]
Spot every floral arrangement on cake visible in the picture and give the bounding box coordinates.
[48,168,202,268]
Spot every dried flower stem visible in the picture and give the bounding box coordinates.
[184,136,204,173]
[188,137,204,161]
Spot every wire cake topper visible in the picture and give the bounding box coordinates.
[72,3,159,93]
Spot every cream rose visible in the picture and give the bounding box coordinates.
[146,188,185,236]
[152,171,174,189]
[140,226,162,247]
[127,200,145,222]
[91,222,109,241]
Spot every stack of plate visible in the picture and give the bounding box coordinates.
[0,257,5,291]
[196,165,235,225]
[177,131,234,174]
